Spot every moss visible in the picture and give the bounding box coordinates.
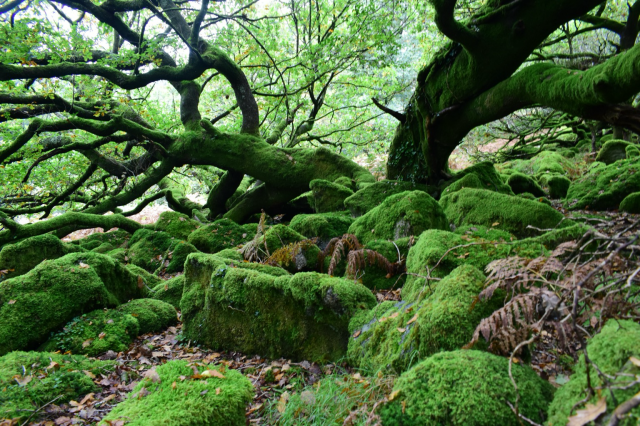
[503,151,572,178]
[166,241,199,273]
[77,229,130,250]
[443,161,513,195]
[261,224,320,272]
[507,172,546,197]
[91,241,116,253]
[149,275,185,309]
[289,212,353,242]
[620,191,640,213]
[106,247,128,263]
[126,263,162,288]
[348,191,448,245]
[334,175,355,190]
[117,298,177,335]
[517,192,552,205]
[0,252,146,355]
[565,158,640,210]
[349,265,499,373]
[379,350,554,426]
[0,351,113,421]
[0,234,72,281]
[539,173,571,199]
[344,180,423,217]
[548,320,640,426]
[440,172,484,196]
[440,188,566,237]
[153,211,200,240]
[100,360,253,426]
[41,309,139,356]
[187,218,251,253]
[354,238,412,290]
[225,175,253,210]
[626,144,640,158]
[595,139,631,164]
[309,179,354,213]
[181,253,375,362]
[127,229,174,272]
[215,248,243,261]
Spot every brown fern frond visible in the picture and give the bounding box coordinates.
[317,234,363,275]
[551,240,578,258]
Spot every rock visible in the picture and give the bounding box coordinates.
[309,179,354,213]
[0,234,80,281]
[443,161,513,195]
[440,172,485,196]
[344,180,423,217]
[153,211,200,240]
[620,191,640,213]
[595,139,631,164]
[539,173,571,198]
[379,350,554,426]
[117,298,177,335]
[507,172,546,197]
[259,224,321,272]
[100,360,253,426]
[128,229,198,273]
[626,144,640,158]
[188,218,252,253]
[149,275,185,309]
[289,212,353,247]
[348,191,448,245]
[502,150,572,178]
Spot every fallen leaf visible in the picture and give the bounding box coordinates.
[277,391,290,413]
[300,390,315,405]
[83,370,96,379]
[388,390,400,401]
[491,222,500,227]
[200,389,208,395]
[567,397,606,426]
[98,332,106,339]
[152,351,164,358]
[171,381,177,390]
[78,262,90,269]
[7,300,16,305]
[406,314,418,325]
[144,369,161,383]
[379,316,388,323]
[630,356,640,367]
[352,330,361,338]
[216,387,221,395]
[389,312,399,319]
[200,369,225,379]
[47,361,60,370]
[13,375,32,386]
[397,327,406,333]
[137,276,144,289]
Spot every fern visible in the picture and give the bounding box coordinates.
[345,249,403,280]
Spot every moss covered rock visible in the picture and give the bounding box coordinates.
[507,172,546,197]
[503,151,572,178]
[117,298,177,335]
[0,252,146,355]
[75,229,130,251]
[181,253,375,362]
[620,191,640,213]
[348,265,499,373]
[348,191,448,245]
[153,211,200,240]
[566,158,640,210]
[440,172,485,196]
[0,234,80,281]
[260,224,320,272]
[309,179,354,213]
[440,188,565,237]
[126,263,162,288]
[539,173,571,199]
[595,139,631,164]
[446,161,514,195]
[548,320,640,426]
[149,275,185,309]
[187,218,252,253]
[0,351,113,422]
[100,360,253,426]
[344,180,423,217]
[289,212,353,244]
[626,144,640,158]
[379,350,554,426]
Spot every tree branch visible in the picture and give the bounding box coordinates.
[371,97,406,123]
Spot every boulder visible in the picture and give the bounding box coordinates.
[595,139,631,164]
[507,172,546,197]
[188,218,252,253]
[440,172,484,196]
[620,191,640,213]
[258,224,321,272]
[539,173,571,198]
[289,212,353,247]
[128,229,198,273]
[309,179,354,213]
[117,298,177,335]
[153,211,200,240]
[344,180,423,217]
[626,144,640,158]
[444,161,513,195]
[150,275,185,309]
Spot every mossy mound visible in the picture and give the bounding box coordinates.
[0,234,80,281]
[334,175,355,190]
[100,360,253,426]
[348,265,499,373]
[539,173,571,199]
[595,139,631,164]
[355,238,412,290]
[0,252,146,355]
[149,275,185,309]
[566,158,640,210]
[117,298,177,335]
[344,180,423,217]
[181,253,375,362]
[187,218,252,253]
[153,211,200,240]
[348,191,448,245]
[445,161,514,195]
[548,320,640,426]
[440,188,565,237]
[379,350,554,426]
[440,172,484,196]
[260,224,320,272]
[309,179,354,213]
[75,229,130,251]
[507,172,546,197]
[503,150,572,178]
[215,247,243,261]
[126,263,162,288]
[166,240,199,273]
[516,192,552,205]
[128,229,196,273]
[0,351,113,422]
[289,212,353,244]
[41,309,139,356]
[626,144,640,158]
[620,191,640,213]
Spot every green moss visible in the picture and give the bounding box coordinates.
[620,191,640,213]
[595,139,631,164]
[440,172,484,196]
[117,298,177,334]
[566,158,640,210]
[379,350,554,426]
[441,188,566,237]
[548,320,640,426]
[503,151,572,178]
[334,175,355,190]
[289,212,353,242]
[153,211,200,240]
[166,241,199,273]
[261,224,320,272]
[0,351,113,421]
[125,263,162,288]
[309,179,354,213]
[215,248,243,261]
[41,309,139,356]
[0,252,146,355]
[149,275,185,309]
[77,229,130,250]
[106,247,127,263]
[443,161,513,195]
[355,238,411,290]
[539,173,571,199]
[181,253,375,362]
[187,218,251,253]
[349,265,498,373]
[100,360,253,426]
[128,229,174,272]
[348,191,448,245]
[0,234,72,280]
[626,144,640,158]
[517,192,552,205]
[344,180,424,217]
[507,172,546,197]
[91,241,116,253]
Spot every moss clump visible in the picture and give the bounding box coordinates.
[620,191,640,213]
[503,151,572,178]
[166,241,199,273]
[106,247,127,263]
[595,139,631,164]
[517,192,552,205]
[444,161,513,195]
[348,191,448,245]
[507,172,546,197]
[187,218,251,253]
[41,309,139,356]
[548,320,640,426]
[440,172,484,196]
[440,188,565,237]
[127,229,173,272]
[349,265,498,373]
[379,350,554,426]
[76,229,130,250]
[153,211,200,240]
[117,298,177,335]
[181,253,375,362]
[261,224,320,272]
[309,179,354,213]
[334,175,355,190]
[539,173,571,198]
[100,360,253,426]
[126,263,162,288]
[0,234,76,281]
[149,275,185,309]
[626,144,640,158]
[566,158,640,210]
[0,252,146,355]
[344,180,423,217]
[0,351,113,422]
[289,212,353,243]
[215,248,243,261]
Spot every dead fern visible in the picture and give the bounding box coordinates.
[318,234,362,275]
[240,212,268,262]
[345,249,404,280]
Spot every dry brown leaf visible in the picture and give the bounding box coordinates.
[216,387,221,395]
[200,369,226,379]
[144,368,161,383]
[567,397,607,426]
[98,332,106,339]
[13,375,32,386]
[389,312,399,319]
[388,390,400,401]
[277,391,290,413]
[397,328,406,333]
[352,330,361,338]
[78,262,90,269]
[82,339,93,348]
[406,314,418,325]
[137,276,144,289]
[7,300,16,305]
[83,370,96,379]
[629,356,640,368]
